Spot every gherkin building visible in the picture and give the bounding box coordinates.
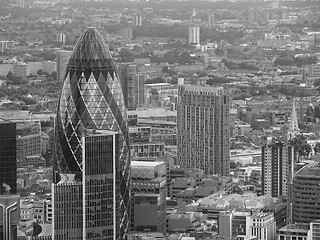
[55,27,130,239]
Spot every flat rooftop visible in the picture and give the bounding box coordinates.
[57,174,77,185]
[128,108,176,118]
[131,161,164,168]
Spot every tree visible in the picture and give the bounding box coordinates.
[6,71,14,81]
[314,142,320,155]
[149,88,159,95]
[290,135,312,161]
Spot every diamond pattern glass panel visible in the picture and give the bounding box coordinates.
[55,27,130,240]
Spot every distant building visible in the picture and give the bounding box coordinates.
[219,211,276,240]
[188,26,200,44]
[133,15,142,26]
[17,0,24,8]
[208,14,215,28]
[277,224,310,240]
[131,161,167,233]
[119,27,133,40]
[0,41,9,53]
[13,62,28,77]
[177,85,230,176]
[57,33,66,45]
[56,50,72,81]
[131,142,165,158]
[261,141,294,197]
[117,64,145,110]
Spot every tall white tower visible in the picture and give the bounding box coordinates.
[188,26,200,45]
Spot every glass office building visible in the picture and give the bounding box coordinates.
[0,121,17,195]
[54,27,130,240]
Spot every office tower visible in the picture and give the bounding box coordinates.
[0,121,19,240]
[287,102,300,141]
[0,121,17,195]
[56,50,72,81]
[261,141,294,197]
[292,163,320,223]
[117,64,145,110]
[53,130,121,239]
[188,26,200,44]
[208,14,215,29]
[133,15,142,26]
[131,161,166,233]
[54,27,130,240]
[177,85,230,176]
[57,33,66,45]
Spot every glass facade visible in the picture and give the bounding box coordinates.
[54,27,130,240]
[0,121,17,195]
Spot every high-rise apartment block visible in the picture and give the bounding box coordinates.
[57,33,66,45]
[119,27,133,40]
[208,14,215,28]
[117,64,145,110]
[0,41,9,53]
[177,85,230,176]
[54,28,130,240]
[188,26,200,44]
[56,50,72,81]
[133,15,142,26]
[261,141,294,197]
[131,161,167,233]
[17,0,24,8]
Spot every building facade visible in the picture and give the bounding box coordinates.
[56,50,72,81]
[131,161,167,233]
[0,121,17,195]
[177,85,230,176]
[188,26,200,44]
[261,141,294,197]
[117,64,145,110]
[292,164,320,223]
[54,27,130,240]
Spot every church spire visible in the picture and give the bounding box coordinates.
[288,101,300,141]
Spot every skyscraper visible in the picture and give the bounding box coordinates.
[177,85,230,176]
[54,27,130,240]
[0,121,19,240]
[261,140,294,197]
[188,26,200,44]
[56,50,72,81]
[117,64,145,110]
[0,121,17,195]
[292,163,320,223]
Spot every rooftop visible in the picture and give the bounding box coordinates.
[131,161,164,168]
